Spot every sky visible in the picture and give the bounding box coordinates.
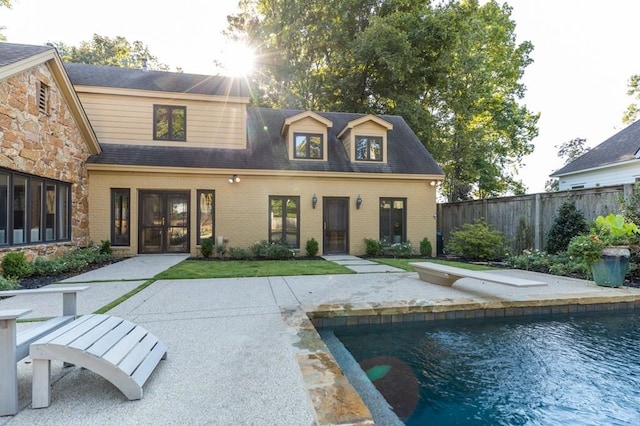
[3,0,640,194]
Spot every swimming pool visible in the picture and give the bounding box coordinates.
[325,311,640,425]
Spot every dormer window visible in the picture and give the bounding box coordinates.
[355,136,383,161]
[294,133,323,159]
[154,105,186,141]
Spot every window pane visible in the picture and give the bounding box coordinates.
[112,189,130,246]
[356,136,382,161]
[155,106,169,140]
[198,191,214,243]
[171,107,185,140]
[270,198,283,242]
[0,173,7,245]
[356,137,368,160]
[309,136,322,159]
[370,137,382,160]
[30,179,43,242]
[58,185,69,240]
[294,134,322,159]
[13,176,26,244]
[379,198,405,243]
[285,199,298,247]
[295,135,308,158]
[45,183,56,241]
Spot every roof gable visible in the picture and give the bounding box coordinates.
[337,114,393,138]
[281,110,333,135]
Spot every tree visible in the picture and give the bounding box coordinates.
[0,0,11,41]
[49,34,170,71]
[228,0,538,201]
[623,74,640,125]
[546,201,588,254]
[556,137,589,165]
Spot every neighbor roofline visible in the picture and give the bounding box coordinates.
[550,158,640,178]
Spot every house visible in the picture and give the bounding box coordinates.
[551,120,640,191]
[1,41,444,258]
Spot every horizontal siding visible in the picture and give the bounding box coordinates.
[558,162,640,190]
[77,93,246,148]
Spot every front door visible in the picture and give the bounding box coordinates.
[323,197,349,254]
[139,191,189,253]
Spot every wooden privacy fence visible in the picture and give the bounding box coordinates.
[436,184,636,254]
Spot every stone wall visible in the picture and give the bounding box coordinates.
[0,63,93,260]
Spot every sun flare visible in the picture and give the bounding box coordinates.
[216,41,256,78]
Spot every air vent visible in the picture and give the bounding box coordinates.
[37,81,49,114]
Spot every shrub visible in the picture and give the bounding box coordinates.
[1,252,33,279]
[546,201,589,254]
[364,238,381,257]
[29,246,111,277]
[251,240,272,258]
[419,237,433,257]
[228,247,253,260]
[200,237,214,258]
[99,239,112,255]
[305,238,319,257]
[0,275,18,291]
[250,240,294,260]
[446,219,506,261]
[382,241,414,258]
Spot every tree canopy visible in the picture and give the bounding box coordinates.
[228,0,539,201]
[49,34,171,71]
[623,74,640,125]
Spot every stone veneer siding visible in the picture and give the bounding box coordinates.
[0,63,93,260]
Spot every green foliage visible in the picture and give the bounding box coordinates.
[30,246,111,277]
[250,240,294,260]
[594,213,639,244]
[619,182,640,226]
[364,238,382,257]
[227,247,253,260]
[506,250,587,276]
[50,34,170,70]
[514,217,534,254]
[446,219,507,261]
[419,237,433,257]
[546,201,588,254]
[200,237,215,258]
[305,238,319,257]
[556,137,590,165]
[382,241,414,258]
[1,252,32,279]
[623,74,640,124]
[99,239,112,255]
[0,275,18,291]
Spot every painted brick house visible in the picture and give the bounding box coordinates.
[0,42,444,258]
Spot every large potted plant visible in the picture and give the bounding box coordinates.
[568,214,639,287]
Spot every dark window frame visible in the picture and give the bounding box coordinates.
[196,190,215,245]
[379,197,407,243]
[0,168,71,247]
[355,135,383,161]
[293,133,323,159]
[153,104,187,141]
[269,196,300,249]
[111,188,131,246]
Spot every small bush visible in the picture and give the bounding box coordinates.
[0,275,19,291]
[419,237,433,257]
[99,239,112,255]
[364,238,381,257]
[382,241,414,258]
[251,240,294,260]
[228,247,253,260]
[1,252,33,279]
[251,240,271,259]
[546,201,589,254]
[305,238,319,257]
[446,219,507,261]
[200,237,215,258]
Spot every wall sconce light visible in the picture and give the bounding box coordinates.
[228,174,240,184]
[356,194,363,209]
[312,193,318,209]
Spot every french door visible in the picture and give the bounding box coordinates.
[139,191,189,253]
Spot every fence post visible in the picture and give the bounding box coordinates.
[534,193,542,251]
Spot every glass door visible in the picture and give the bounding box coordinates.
[323,197,349,254]
[139,191,189,253]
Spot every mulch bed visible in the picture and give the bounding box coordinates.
[18,258,124,290]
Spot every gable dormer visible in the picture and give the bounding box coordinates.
[337,114,393,163]
[282,111,333,161]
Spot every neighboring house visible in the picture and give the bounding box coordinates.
[551,120,640,191]
[0,43,101,259]
[1,42,444,258]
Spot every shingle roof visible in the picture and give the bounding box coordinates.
[0,42,53,67]
[64,63,250,98]
[88,107,444,175]
[552,119,640,176]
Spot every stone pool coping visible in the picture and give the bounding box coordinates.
[285,276,640,425]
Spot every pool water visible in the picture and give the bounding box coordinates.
[330,311,640,425]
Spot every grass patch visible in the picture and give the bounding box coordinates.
[154,259,355,280]
[373,258,497,272]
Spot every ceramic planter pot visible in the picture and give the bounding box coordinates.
[590,246,630,287]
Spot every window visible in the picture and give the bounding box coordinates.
[37,81,49,114]
[269,196,299,248]
[111,189,130,246]
[154,105,186,141]
[197,190,215,245]
[294,133,323,159]
[0,169,71,246]
[380,198,406,243]
[356,136,382,161]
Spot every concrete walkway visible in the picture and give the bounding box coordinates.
[321,255,404,273]
[3,255,640,425]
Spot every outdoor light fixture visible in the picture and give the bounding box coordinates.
[228,174,240,184]
[356,194,363,209]
[312,193,318,209]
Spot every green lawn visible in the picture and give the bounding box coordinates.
[373,257,497,272]
[154,257,495,279]
[154,259,355,279]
